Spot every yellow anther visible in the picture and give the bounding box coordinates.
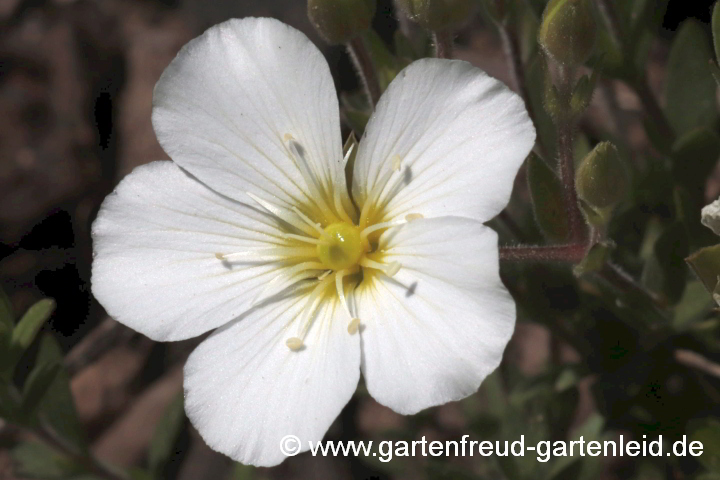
[385,262,401,277]
[405,213,424,221]
[286,337,304,351]
[347,318,361,335]
[391,155,403,171]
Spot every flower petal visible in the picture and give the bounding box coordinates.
[353,59,535,223]
[353,217,514,414]
[152,17,346,222]
[91,161,299,341]
[184,284,360,467]
[702,196,720,236]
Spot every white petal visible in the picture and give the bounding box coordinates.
[184,284,360,467]
[702,196,720,236]
[91,161,297,341]
[353,217,515,414]
[353,59,535,223]
[152,18,346,221]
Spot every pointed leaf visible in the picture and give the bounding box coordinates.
[148,391,186,477]
[8,298,55,368]
[36,333,88,450]
[21,360,61,421]
[527,153,571,242]
[687,244,720,293]
[665,20,718,136]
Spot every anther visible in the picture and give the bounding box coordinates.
[286,337,304,351]
[385,261,401,277]
[347,318,361,335]
[359,258,402,277]
[391,155,402,172]
[215,253,225,260]
[405,213,424,221]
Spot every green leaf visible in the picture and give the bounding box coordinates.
[690,418,720,472]
[713,1,720,61]
[0,288,13,366]
[665,20,718,136]
[0,286,13,331]
[230,463,258,480]
[673,280,715,330]
[0,380,21,420]
[360,29,399,91]
[341,91,371,135]
[641,222,689,304]
[36,334,88,450]
[525,55,557,158]
[7,298,56,368]
[11,441,87,479]
[21,360,61,421]
[570,70,598,117]
[573,241,614,277]
[527,153,571,242]
[687,244,720,293]
[148,391,186,477]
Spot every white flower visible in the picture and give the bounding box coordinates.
[91,18,535,466]
[702,197,720,236]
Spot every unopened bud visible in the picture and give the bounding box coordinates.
[308,0,376,44]
[538,0,596,66]
[576,142,627,209]
[394,0,478,31]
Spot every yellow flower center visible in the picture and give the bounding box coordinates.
[316,223,366,271]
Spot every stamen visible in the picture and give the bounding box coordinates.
[251,261,326,306]
[405,213,424,221]
[292,275,334,343]
[283,233,328,246]
[217,246,316,262]
[318,270,332,280]
[347,318,360,334]
[359,258,402,277]
[358,154,405,227]
[360,218,406,241]
[246,192,317,238]
[291,206,333,241]
[285,135,337,221]
[335,270,361,332]
[286,337,304,351]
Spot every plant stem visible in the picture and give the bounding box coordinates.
[433,30,454,59]
[31,423,127,480]
[496,21,543,152]
[346,36,381,107]
[596,0,675,143]
[556,66,586,243]
[633,76,676,143]
[499,243,587,262]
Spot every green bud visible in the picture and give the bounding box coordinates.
[394,0,478,32]
[308,0,376,44]
[538,0,596,66]
[576,142,627,210]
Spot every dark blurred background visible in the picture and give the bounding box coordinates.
[0,0,716,478]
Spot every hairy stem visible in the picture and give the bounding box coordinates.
[32,423,127,480]
[555,66,586,243]
[433,30,454,59]
[346,36,381,107]
[499,243,588,262]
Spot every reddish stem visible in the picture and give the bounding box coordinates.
[499,243,588,263]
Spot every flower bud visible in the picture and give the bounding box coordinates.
[394,0,478,31]
[575,142,627,209]
[538,0,596,66]
[308,0,376,45]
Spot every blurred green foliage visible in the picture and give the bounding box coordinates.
[3,0,720,479]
